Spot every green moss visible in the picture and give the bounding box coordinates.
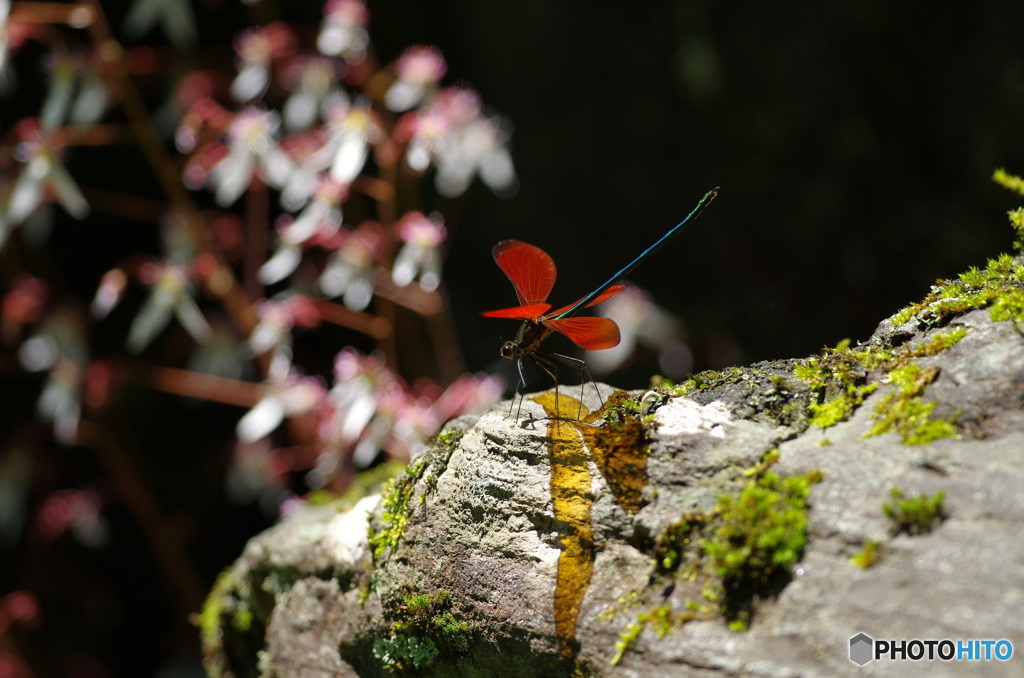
[883,487,947,535]
[1008,207,1024,235]
[198,566,264,678]
[368,466,422,560]
[384,589,472,658]
[850,540,878,568]
[610,604,686,666]
[608,454,824,666]
[198,568,235,658]
[231,606,253,632]
[435,429,460,446]
[702,469,821,627]
[601,390,645,422]
[653,515,705,573]
[668,367,744,397]
[865,364,958,445]
[743,448,781,478]
[808,384,878,428]
[908,326,969,356]
[891,252,1024,329]
[373,633,439,672]
[368,429,464,561]
[610,620,644,666]
[993,167,1024,197]
[430,612,471,652]
[796,323,968,436]
[794,338,895,429]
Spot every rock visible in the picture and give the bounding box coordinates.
[202,256,1024,677]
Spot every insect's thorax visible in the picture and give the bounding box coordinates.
[501,321,554,360]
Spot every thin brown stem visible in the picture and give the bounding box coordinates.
[9,2,94,26]
[243,180,269,301]
[109,360,264,408]
[372,269,443,316]
[308,296,393,338]
[81,0,262,358]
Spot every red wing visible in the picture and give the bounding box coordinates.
[480,303,552,320]
[549,283,627,318]
[492,240,556,306]
[545,317,621,350]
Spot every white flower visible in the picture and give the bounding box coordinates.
[259,180,348,285]
[126,263,212,352]
[18,312,88,445]
[8,122,89,226]
[434,115,516,198]
[246,299,294,357]
[281,56,339,131]
[391,211,446,291]
[319,222,381,310]
[122,0,198,49]
[208,108,294,206]
[229,24,292,103]
[90,269,127,319]
[236,348,326,442]
[383,45,446,112]
[324,348,401,466]
[316,0,370,63]
[404,87,517,198]
[320,100,380,183]
[245,295,322,356]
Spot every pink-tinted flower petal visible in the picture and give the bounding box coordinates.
[258,244,302,285]
[7,168,43,225]
[173,293,212,343]
[47,163,89,219]
[237,394,285,442]
[126,286,176,352]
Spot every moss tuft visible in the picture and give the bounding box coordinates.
[372,633,439,672]
[883,487,947,535]
[610,605,686,666]
[376,588,472,671]
[850,540,879,568]
[702,469,821,628]
[795,340,887,429]
[368,429,464,561]
[668,367,745,397]
[891,252,1024,329]
[993,167,1024,198]
[865,364,958,445]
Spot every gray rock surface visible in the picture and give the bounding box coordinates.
[203,278,1024,677]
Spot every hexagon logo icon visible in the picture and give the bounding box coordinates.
[850,633,874,666]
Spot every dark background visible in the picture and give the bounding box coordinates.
[369,1,1023,382]
[3,1,1024,676]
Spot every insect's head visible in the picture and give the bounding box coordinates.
[499,340,517,361]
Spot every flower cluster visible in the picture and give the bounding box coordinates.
[168,4,517,490]
[0,1,517,495]
[178,10,517,302]
[234,346,501,493]
[0,2,520,674]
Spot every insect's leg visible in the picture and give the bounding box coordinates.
[511,357,530,420]
[526,351,563,417]
[579,359,603,412]
[542,351,604,419]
